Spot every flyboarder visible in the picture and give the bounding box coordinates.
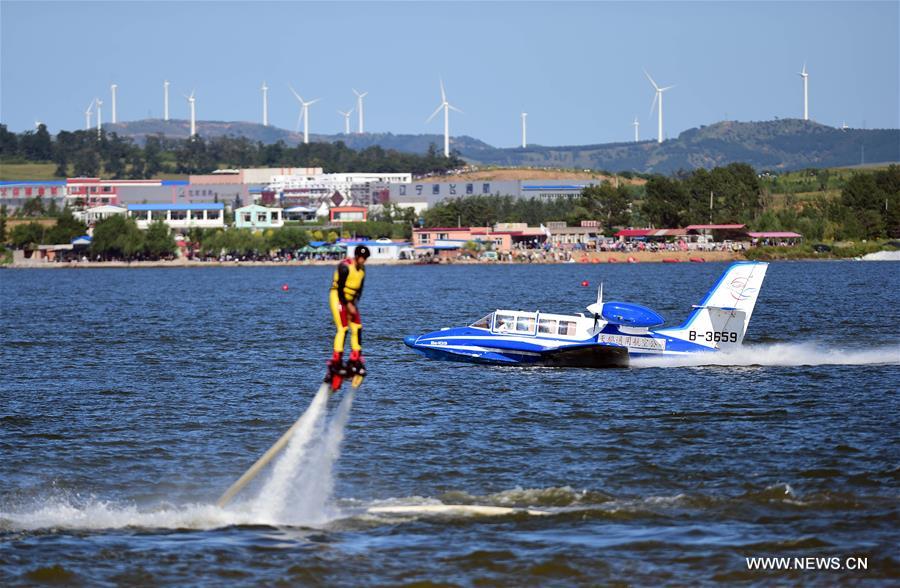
[326,244,370,390]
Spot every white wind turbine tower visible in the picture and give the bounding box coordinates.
[352,88,368,134]
[261,81,269,126]
[110,83,118,124]
[521,112,527,148]
[185,90,196,137]
[633,116,640,142]
[426,79,462,157]
[798,63,809,121]
[289,85,321,144]
[337,108,354,134]
[163,80,170,121]
[95,98,103,137]
[84,99,95,130]
[645,69,674,144]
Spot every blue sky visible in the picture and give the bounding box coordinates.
[2,1,898,147]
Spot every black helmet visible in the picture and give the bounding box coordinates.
[355,245,371,259]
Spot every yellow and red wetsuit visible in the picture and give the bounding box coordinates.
[330,257,365,362]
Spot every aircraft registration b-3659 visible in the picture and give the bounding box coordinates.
[404,261,769,368]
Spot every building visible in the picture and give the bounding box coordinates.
[330,206,368,223]
[75,205,127,225]
[127,203,225,230]
[388,180,605,212]
[0,181,67,211]
[65,178,188,208]
[188,168,323,209]
[283,206,318,222]
[544,221,603,246]
[347,239,414,261]
[414,227,512,252]
[262,172,408,212]
[234,204,284,229]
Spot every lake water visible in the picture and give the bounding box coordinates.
[1,261,898,585]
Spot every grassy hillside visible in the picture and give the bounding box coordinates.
[0,163,58,181]
[102,118,900,174]
[0,161,187,182]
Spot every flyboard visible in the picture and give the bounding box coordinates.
[216,373,363,509]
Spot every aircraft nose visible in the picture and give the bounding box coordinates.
[403,335,418,347]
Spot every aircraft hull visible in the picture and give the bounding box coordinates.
[403,334,630,368]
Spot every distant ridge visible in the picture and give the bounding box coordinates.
[104,118,899,174]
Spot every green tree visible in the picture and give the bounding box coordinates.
[0,124,18,158]
[143,135,164,177]
[580,184,632,228]
[0,204,7,241]
[44,209,87,244]
[53,151,68,178]
[643,175,690,227]
[73,148,101,177]
[128,150,146,179]
[143,221,176,258]
[9,222,45,249]
[269,226,310,252]
[21,197,45,217]
[91,215,144,260]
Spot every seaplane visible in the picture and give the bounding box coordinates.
[404,261,769,367]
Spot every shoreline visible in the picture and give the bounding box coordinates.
[3,250,754,269]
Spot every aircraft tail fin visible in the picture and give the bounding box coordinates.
[656,262,769,350]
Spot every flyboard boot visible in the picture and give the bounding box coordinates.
[347,350,366,388]
[325,352,349,392]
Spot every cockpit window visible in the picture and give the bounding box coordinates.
[538,318,557,334]
[470,313,493,329]
[516,316,535,333]
[558,320,576,336]
[494,314,515,332]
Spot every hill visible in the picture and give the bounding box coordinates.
[103,119,494,154]
[104,118,898,174]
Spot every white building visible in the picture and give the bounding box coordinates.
[264,172,412,209]
[127,203,225,230]
[347,238,415,261]
[75,205,127,224]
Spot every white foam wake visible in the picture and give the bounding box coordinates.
[631,342,900,368]
[0,386,358,531]
[0,496,256,531]
[251,389,355,526]
[248,386,330,524]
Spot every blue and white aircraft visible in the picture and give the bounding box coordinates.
[404,261,769,367]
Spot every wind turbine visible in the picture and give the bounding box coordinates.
[95,98,103,137]
[337,107,354,134]
[84,99,95,130]
[110,83,118,124]
[163,80,170,121]
[633,116,640,142]
[261,81,269,126]
[185,90,196,137]
[798,62,809,121]
[426,78,462,157]
[289,85,320,144]
[645,69,674,144]
[521,112,527,148]
[352,88,368,134]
